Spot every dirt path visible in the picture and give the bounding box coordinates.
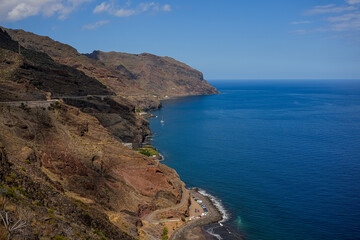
[143,185,188,224]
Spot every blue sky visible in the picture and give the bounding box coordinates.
[1,0,359,80]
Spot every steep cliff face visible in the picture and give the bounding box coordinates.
[0,29,112,98]
[0,26,216,239]
[3,27,218,110]
[0,103,183,239]
[0,29,148,146]
[85,51,218,98]
[87,51,217,98]
[2,28,146,98]
[0,30,183,239]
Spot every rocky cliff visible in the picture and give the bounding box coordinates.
[0,29,149,147]
[0,26,216,239]
[0,102,183,239]
[85,51,218,98]
[3,27,218,109]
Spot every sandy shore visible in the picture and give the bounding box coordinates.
[169,188,223,240]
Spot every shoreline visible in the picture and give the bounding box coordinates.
[169,188,223,240]
[145,98,242,240]
[184,188,244,240]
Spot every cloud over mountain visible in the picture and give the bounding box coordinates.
[93,1,171,17]
[0,0,90,21]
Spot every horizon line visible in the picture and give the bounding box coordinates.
[207,79,360,81]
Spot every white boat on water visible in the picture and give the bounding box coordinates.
[160,116,164,124]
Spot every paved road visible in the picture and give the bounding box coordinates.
[0,99,58,108]
[142,187,223,240]
[0,94,115,108]
[143,185,188,224]
[169,190,222,240]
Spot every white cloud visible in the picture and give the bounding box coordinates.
[93,1,171,18]
[305,4,356,15]
[326,12,360,31]
[291,21,312,25]
[114,8,136,17]
[7,3,40,21]
[138,2,156,12]
[83,20,109,30]
[294,0,360,36]
[346,0,360,4]
[0,0,90,21]
[327,12,360,22]
[162,4,171,12]
[93,2,110,14]
[290,29,308,35]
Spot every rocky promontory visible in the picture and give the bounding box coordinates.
[0,26,218,240]
[3,27,218,110]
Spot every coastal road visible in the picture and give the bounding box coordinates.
[0,99,58,108]
[143,187,223,240]
[0,94,115,108]
[143,185,188,224]
[169,190,222,240]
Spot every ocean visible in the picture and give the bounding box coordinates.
[148,80,360,240]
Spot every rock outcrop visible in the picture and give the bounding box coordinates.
[0,102,183,239]
[85,51,218,98]
[0,26,218,239]
[0,28,147,146]
[3,27,218,110]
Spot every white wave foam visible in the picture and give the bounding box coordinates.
[197,188,230,223]
[206,226,223,240]
[158,152,165,161]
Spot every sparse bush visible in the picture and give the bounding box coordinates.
[143,145,155,149]
[82,212,92,226]
[0,210,28,240]
[52,236,66,240]
[162,227,168,240]
[34,108,52,128]
[138,148,159,157]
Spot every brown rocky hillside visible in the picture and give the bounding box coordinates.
[0,28,187,240]
[3,27,218,109]
[85,51,218,98]
[0,102,183,239]
[0,26,217,239]
[0,29,149,147]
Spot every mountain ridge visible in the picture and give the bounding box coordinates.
[2,27,218,110]
[0,26,218,240]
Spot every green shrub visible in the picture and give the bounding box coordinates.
[52,236,66,240]
[83,212,92,226]
[14,187,28,198]
[162,227,168,240]
[5,187,17,199]
[138,148,159,156]
[143,145,155,149]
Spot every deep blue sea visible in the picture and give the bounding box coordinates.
[148,80,360,240]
